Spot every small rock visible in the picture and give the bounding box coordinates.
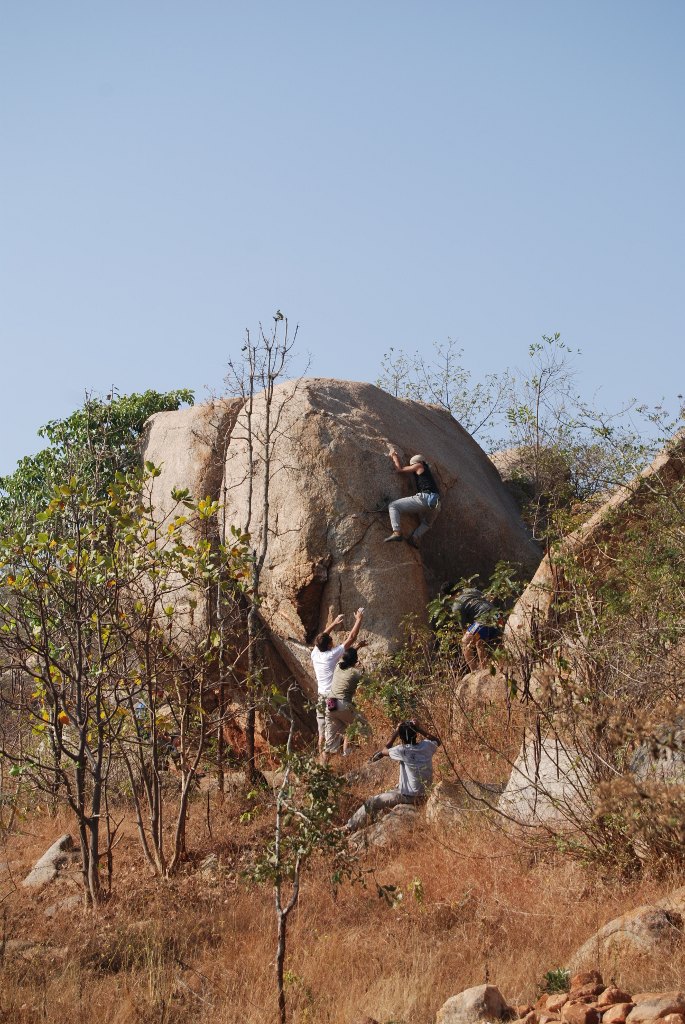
[631,994,667,1004]
[599,990,633,1008]
[540,1014,562,1024]
[546,995,569,1013]
[516,1006,534,1018]
[22,835,74,890]
[627,995,685,1023]
[426,781,467,828]
[571,974,605,991]
[571,986,605,1002]
[352,804,420,850]
[454,667,508,708]
[436,984,513,1024]
[562,1003,600,1024]
[601,1005,634,1024]
[661,1015,685,1024]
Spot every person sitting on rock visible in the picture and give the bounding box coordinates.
[384,450,441,547]
[321,646,371,766]
[311,607,364,753]
[345,720,440,832]
[452,587,503,671]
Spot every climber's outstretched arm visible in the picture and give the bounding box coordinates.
[323,612,344,633]
[343,607,365,650]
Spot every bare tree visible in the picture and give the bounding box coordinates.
[377,336,509,446]
[247,687,352,1024]
[224,314,304,780]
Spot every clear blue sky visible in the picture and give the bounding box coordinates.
[1,1,683,475]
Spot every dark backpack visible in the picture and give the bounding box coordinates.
[452,589,494,628]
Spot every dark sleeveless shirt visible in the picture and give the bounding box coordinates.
[414,461,439,495]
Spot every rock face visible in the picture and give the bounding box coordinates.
[426,779,504,829]
[140,398,244,634]
[454,668,509,708]
[23,834,74,889]
[630,719,685,786]
[497,737,591,826]
[436,984,513,1024]
[567,905,684,974]
[141,399,243,535]
[143,380,541,709]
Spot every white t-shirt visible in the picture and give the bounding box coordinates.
[310,644,346,696]
[388,740,438,796]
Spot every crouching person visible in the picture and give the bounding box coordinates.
[321,646,371,766]
[451,587,503,671]
[345,720,440,832]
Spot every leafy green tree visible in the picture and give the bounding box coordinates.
[0,388,193,526]
[0,466,249,900]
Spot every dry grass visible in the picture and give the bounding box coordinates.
[1,752,685,1024]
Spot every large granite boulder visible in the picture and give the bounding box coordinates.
[142,379,541,708]
[567,904,684,974]
[497,736,592,826]
[141,399,244,535]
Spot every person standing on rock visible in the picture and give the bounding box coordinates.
[384,450,441,547]
[321,646,371,766]
[311,607,365,753]
[345,720,440,831]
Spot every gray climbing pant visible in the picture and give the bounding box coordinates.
[388,493,440,539]
[346,789,422,832]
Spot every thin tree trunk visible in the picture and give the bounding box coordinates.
[276,907,287,1024]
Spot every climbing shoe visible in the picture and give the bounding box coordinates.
[383,531,403,543]
[407,533,420,549]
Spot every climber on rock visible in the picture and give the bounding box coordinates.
[451,587,503,671]
[311,607,365,753]
[345,720,441,832]
[384,449,441,547]
[320,645,371,766]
